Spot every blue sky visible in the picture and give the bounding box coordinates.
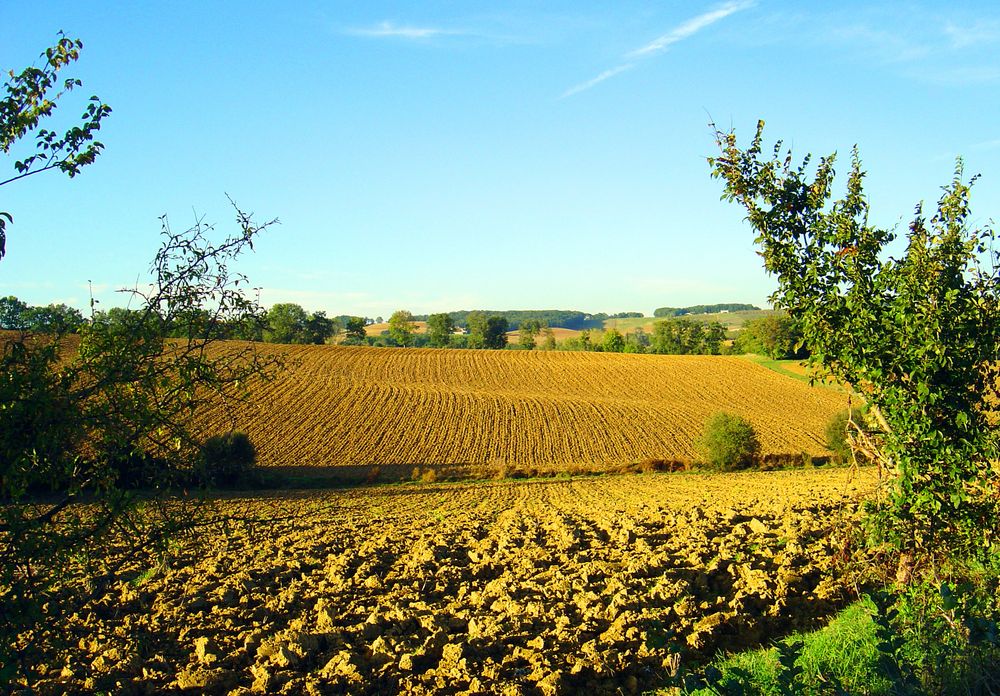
[2,1,999,318]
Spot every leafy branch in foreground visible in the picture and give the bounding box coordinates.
[709,120,1000,578]
[0,203,280,683]
[1,32,111,259]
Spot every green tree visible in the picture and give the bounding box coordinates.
[519,319,541,350]
[23,303,84,333]
[680,320,703,354]
[702,321,727,355]
[465,311,487,349]
[826,407,869,464]
[627,326,649,353]
[0,295,29,329]
[388,309,416,347]
[1,33,111,260]
[602,328,625,353]
[343,316,367,344]
[302,311,335,344]
[735,314,800,358]
[540,326,557,350]
[710,120,1000,573]
[651,321,679,354]
[427,312,454,348]
[483,315,509,349]
[264,302,308,343]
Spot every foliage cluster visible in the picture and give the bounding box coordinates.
[733,314,805,359]
[387,309,416,347]
[195,431,257,488]
[411,309,604,331]
[696,412,762,471]
[710,119,1000,691]
[264,303,338,344]
[711,119,1000,571]
[825,407,869,464]
[0,296,84,333]
[1,206,279,680]
[1,33,111,260]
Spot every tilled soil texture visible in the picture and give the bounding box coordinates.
[194,344,847,472]
[30,468,874,695]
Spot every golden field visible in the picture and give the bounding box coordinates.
[365,321,430,337]
[22,468,875,695]
[195,345,848,474]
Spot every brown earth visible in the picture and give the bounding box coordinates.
[195,344,848,474]
[21,467,875,695]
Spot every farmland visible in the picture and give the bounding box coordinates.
[195,344,847,477]
[25,468,875,695]
[365,321,429,337]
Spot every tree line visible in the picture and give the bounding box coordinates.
[409,309,642,331]
[3,293,802,358]
[652,302,759,317]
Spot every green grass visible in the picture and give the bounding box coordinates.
[739,354,811,382]
[738,354,845,393]
[682,598,892,695]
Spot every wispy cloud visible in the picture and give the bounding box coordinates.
[943,20,1000,49]
[561,63,635,98]
[347,21,462,40]
[629,0,754,58]
[562,1,754,98]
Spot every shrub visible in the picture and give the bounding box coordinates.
[197,431,256,487]
[825,408,867,464]
[697,412,761,471]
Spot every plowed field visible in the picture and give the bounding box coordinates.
[196,345,846,473]
[26,468,874,695]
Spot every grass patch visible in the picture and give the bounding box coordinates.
[739,354,844,392]
[682,598,892,695]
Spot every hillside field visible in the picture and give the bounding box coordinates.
[196,344,846,477]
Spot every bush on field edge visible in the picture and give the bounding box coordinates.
[696,412,762,471]
[825,407,869,464]
[195,431,257,488]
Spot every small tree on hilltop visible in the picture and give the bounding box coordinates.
[388,309,416,347]
[427,312,454,348]
[342,316,367,344]
[519,319,541,350]
[541,326,557,350]
[265,302,308,343]
[710,120,1000,578]
[483,315,509,349]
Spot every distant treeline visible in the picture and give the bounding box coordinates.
[4,294,800,358]
[653,303,759,318]
[1,296,85,333]
[410,310,633,331]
